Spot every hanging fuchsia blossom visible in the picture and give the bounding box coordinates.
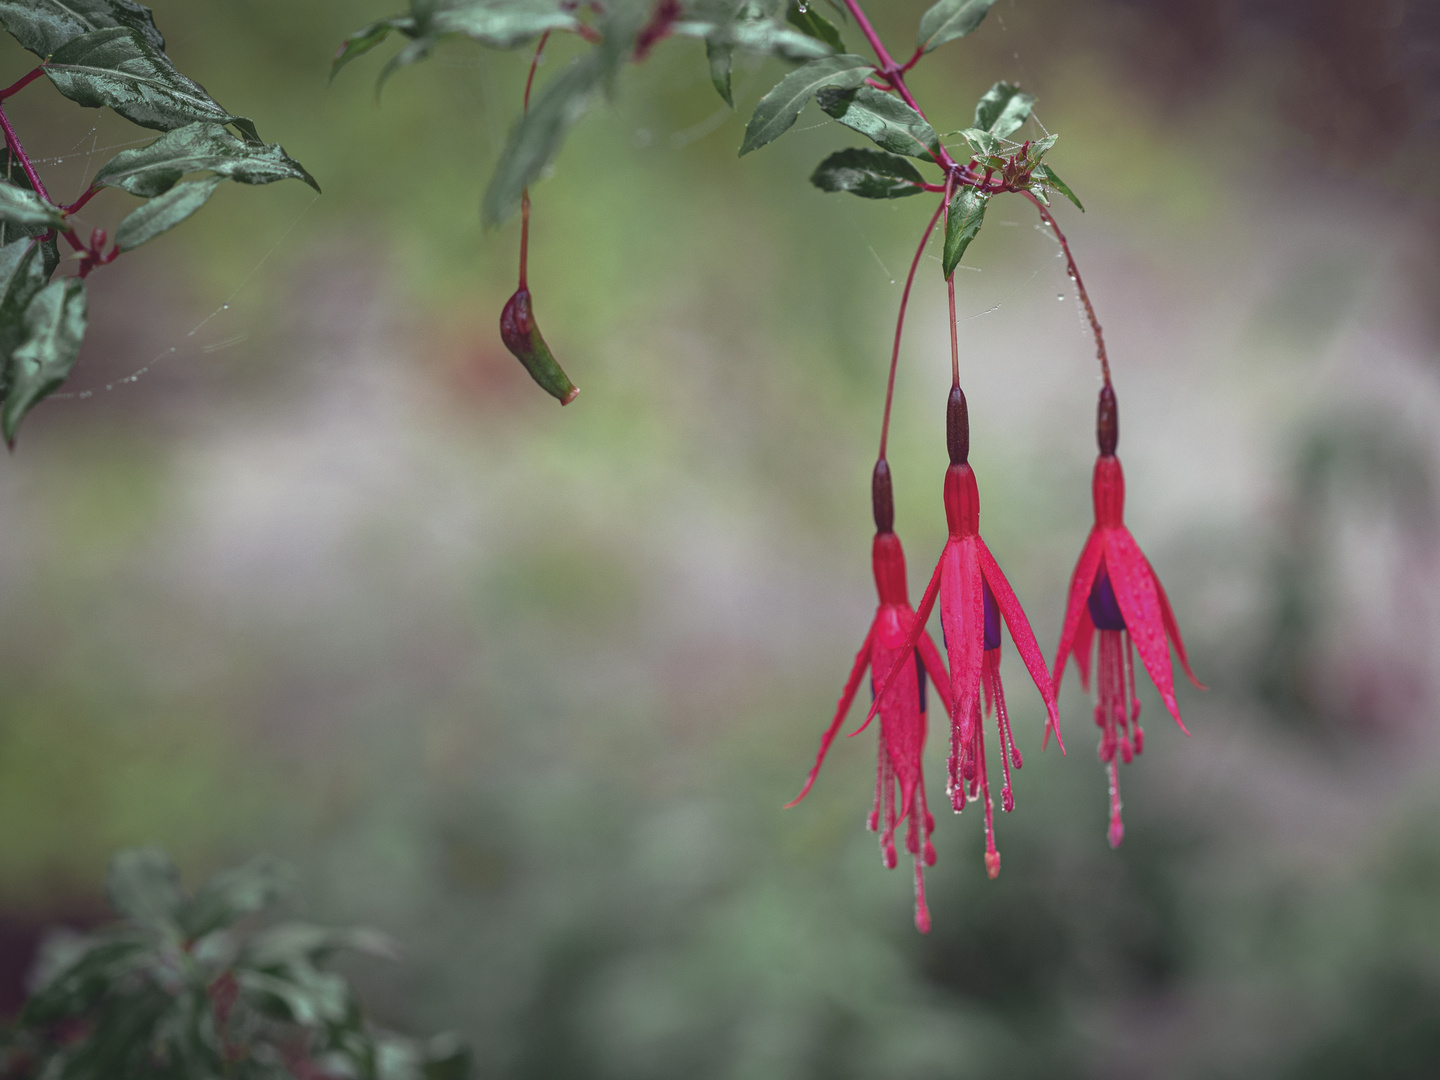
[871,388,1062,880]
[788,460,950,933]
[1052,386,1204,848]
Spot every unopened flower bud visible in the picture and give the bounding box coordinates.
[500,286,578,405]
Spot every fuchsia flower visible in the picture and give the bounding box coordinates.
[871,388,1062,880]
[1053,386,1204,847]
[787,460,950,933]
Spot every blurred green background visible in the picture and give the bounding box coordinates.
[3,0,1440,1075]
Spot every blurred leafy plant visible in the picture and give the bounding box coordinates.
[0,0,318,446]
[0,849,468,1080]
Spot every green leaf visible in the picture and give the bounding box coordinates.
[1031,163,1082,210]
[480,52,606,226]
[942,185,988,278]
[237,967,354,1027]
[973,80,1034,138]
[1024,132,1058,160]
[673,2,831,62]
[0,0,164,58]
[43,27,259,139]
[815,85,940,161]
[785,0,844,52]
[104,847,186,931]
[20,935,148,1024]
[426,0,580,48]
[479,3,641,224]
[0,153,62,279]
[705,37,733,106]
[2,275,86,446]
[916,0,995,54]
[0,179,64,229]
[330,16,411,82]
[113,175,222,250]
[95,122,318,197]
[809,146,924,198]
[245,923,402,969]
[179,855,293,939]
[0,237,57,384]
[738,53,872,156]
[957,126,1000,157]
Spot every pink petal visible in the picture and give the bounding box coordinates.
[1150,560,1206,691]
[1072,609,1095,693]
[939,539,984,747]
[785,623,874,808]
[917,630,953,717]
[1104,527,1188,734]
[874,638,926,822]
[1053,530,1104,698]
[976,537,1063,754]
[860,556,943,736]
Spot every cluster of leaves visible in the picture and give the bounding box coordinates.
[333,0,857,226]
[0,849,468,1080]
[0,0,317,445]
[335,0,1082,283]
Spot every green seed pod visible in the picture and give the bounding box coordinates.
[499,286,578,405]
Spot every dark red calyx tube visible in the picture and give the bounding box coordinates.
[1097,383,1118,456]
[500,286,579,405]
[872,458,894,534]
[947,385,969,466]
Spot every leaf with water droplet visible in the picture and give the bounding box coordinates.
[943,185,988,278]
[785,0,845,52]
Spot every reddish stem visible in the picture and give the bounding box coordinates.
[64,184,100,216]
[1023,190,1110,386]
[0,67,44,101]
[517,31,551,291]
[943,172,959,388]
[523,30,550,111]
[0,103,52,205]
[841,0,957,171]
[877,197,946,460]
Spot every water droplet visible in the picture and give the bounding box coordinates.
[1057,293,1065,301]
[221,303,229,310]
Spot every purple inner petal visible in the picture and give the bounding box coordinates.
[983,582,1001,651]
[1087,564,1126,631]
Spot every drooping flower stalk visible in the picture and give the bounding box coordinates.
[788,460,949,932]
[868,382,1063,879]
[499,31,579,405]
[1052,381,1204,847]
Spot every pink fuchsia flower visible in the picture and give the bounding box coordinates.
[787,460,951,933]
[870,388,1062,880]
[1052,386,1204,848]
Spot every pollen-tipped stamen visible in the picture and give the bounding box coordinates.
[881,749,898,869]
[986,650,1020,813]
[977,724,1000,878]
[868,731,882,834]
[1107,759,1124,848]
